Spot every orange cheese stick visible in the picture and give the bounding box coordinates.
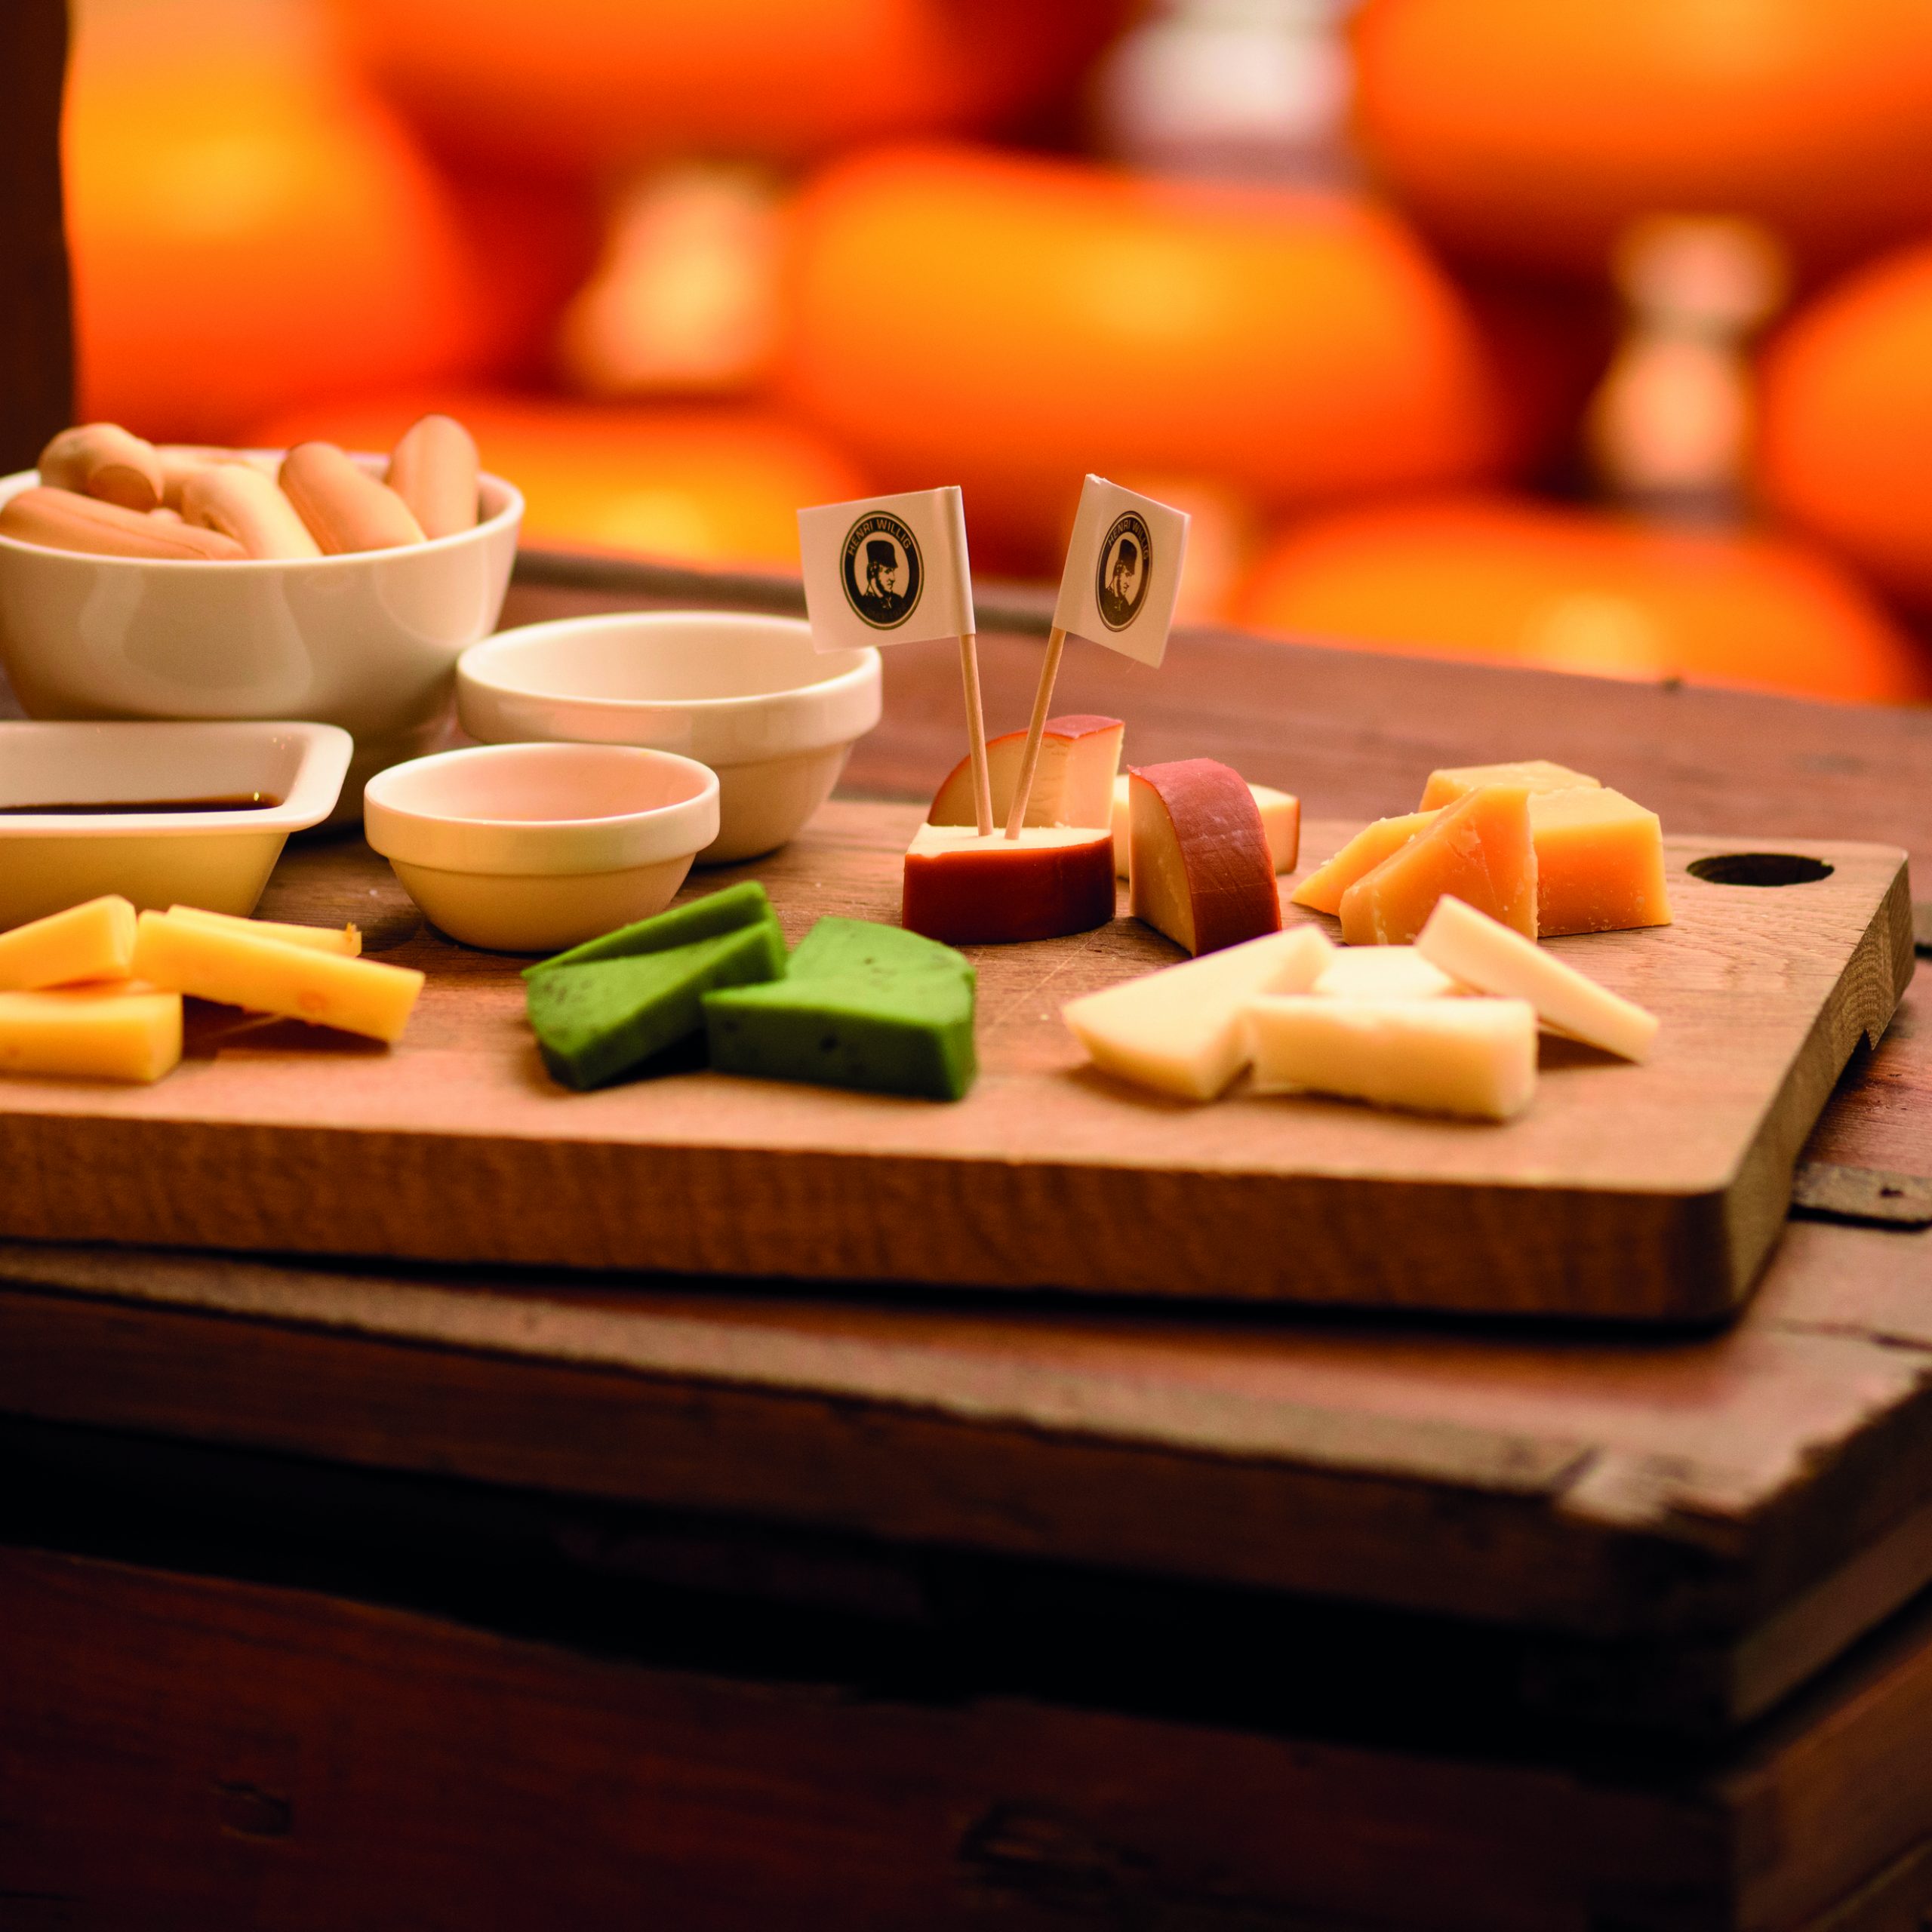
[387,414,480,538]
[37,424,165,513]
[181,464,322,560]
[280,442,426,554]
[0,487,248,561]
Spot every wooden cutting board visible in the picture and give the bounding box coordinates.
[0,800,1911,1321]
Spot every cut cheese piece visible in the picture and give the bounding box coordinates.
[167,904,361,957]
[1129,760,1281,956]
[1417,895,1660,1063]
[1527,788,1672,936]
[0,895,137,990]
[902,823,1115,945]
[131,909,423,1043]
[525,881,776,978]
[0,983,182,1083]
[1312,946,1461,1001]
[1339,786,1537,946]
[931,715,1123,830]
[1063,924,1333,1102]
[1290,812,1438,915]
[1420,760,1600,811]
[704,918,977,1101]
[1245,995,1538,1121]
[1112,774,1299,877]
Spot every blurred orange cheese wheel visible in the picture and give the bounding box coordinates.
[778,146,1522,552]
[1352,0,1932,276]
[248,394,871,572]
[326,0,1131,176]
[1758,242,1932,614]
[67,57,482,444]
[1235,495,1928,704]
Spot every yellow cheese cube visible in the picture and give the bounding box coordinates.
[132,909,423,1042]
[1340,786,1537,946]
[1419,759,1600,811]
[0,895,137,991]
[168,903,363,956]
[1527,789,1672,936]
[1290,811,1437,915]
[0,983,183,1083]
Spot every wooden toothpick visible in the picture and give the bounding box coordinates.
[1004,626,1067,839]
[958,632,994,837]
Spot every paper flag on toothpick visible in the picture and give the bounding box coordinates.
[798,487,976,655]
[1051,476,1189,669]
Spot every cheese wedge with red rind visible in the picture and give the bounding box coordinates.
[1112,774,1298,877]
[902,824,1115,945]
[929,715,1123,830]
[1129,759,1281,956]
[1339,785,1537,945]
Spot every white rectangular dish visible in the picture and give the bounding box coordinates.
[0,719,351,925]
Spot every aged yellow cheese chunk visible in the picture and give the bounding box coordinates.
[168,904,363,956]
[1063,925,1334,1101]
[132,910,423,1042]
[1417,895,1660,1063]
[0,895,137,991]
[0,983,183,1083]
[1244,995,1538,1121]
[1312,946,1462,1001]
[1289,811,1437,915]
[1420,760,1600,811]
[1526,788,1672,936]
[1340,786,1537,945]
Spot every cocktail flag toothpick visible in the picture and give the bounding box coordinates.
[798,486,992,835]
[1006,477,1190,838]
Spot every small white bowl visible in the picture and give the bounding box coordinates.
[0,719,352,927]
[456,611,879,863]
[0,458,523,822]
[362,741,720,953]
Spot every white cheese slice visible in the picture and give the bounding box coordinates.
[1312,946,1461,1001]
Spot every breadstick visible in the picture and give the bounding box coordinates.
[181,464,322,560]
[0,487,248,560]
[38,425,165,514]
[157,446,280,509]
[387,414,480,539]
[279,442,426,553]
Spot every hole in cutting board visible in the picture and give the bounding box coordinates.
[1687,852,1835,888]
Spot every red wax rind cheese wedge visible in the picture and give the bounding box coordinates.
[1529,787,1672,935]
[1339,783,1537,944]
[1291,809,1438,915]
[903,824,1115,945]
[929,715,1123,830]
[1113,775,1299,877]
[1129,759,1282,956]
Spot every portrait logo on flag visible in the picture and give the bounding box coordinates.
[1094,511,1152,632]
[840,512,924,630]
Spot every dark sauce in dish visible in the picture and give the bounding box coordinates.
[0,793,283,814]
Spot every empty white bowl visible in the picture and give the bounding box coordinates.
[0,458,523,822]
[0,719,352,926]
[362,741,720,952]
[455,611,879,863]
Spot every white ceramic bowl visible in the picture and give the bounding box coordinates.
[456,611,879,863]
[0,457,523,822]
[362,741,720,952]
[0,718,352,927]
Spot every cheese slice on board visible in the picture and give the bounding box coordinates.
[1527,788,1672,935]
[1063,924,1334,1102]
[132,910,423,1042]
[0,983,182,1083]
[1112,775,1299,877]
[0,895,137,990]
[167,904,362,957]
[1420,760,1599,811]
[1290,811,1438,915]
[1417,895,1660,1063]
[1339,786,1537,946]
[1312,946,1462,1001]
[1245,994,1538,1121]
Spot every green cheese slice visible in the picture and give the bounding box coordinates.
[703,917,977,1102]
[523,881,777,980]
[529,919,786,1090]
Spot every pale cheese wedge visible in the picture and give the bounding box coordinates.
[0,895,137,990]
[0,982,183,1083]
[1312,946,1462,1001]
[168,903,363,956]
[1063,924,1334,1101]
[1415,894,1659,1063]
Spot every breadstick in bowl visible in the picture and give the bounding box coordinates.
[280,441,426,554]
[181,464,322,560]
[38,425,165,513]
[387,414,480,539]
[0,487,247,560]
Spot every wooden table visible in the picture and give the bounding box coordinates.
[5,566,1932,1930]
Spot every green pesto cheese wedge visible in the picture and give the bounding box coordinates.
[703,917,976,1101]
[522,881,777,980]
[530,920,786,1090]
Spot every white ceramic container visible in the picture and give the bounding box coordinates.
[0,718,352,927]
[0,459,522,821]
[455,611,879,863]
[362,741,720,953]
